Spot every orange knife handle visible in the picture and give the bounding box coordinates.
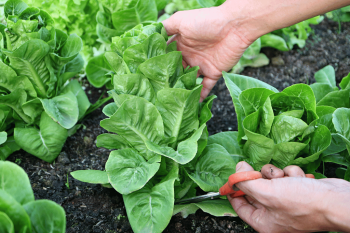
[219,171,262,196]
[220,172,315,197]
[305,174,315,178]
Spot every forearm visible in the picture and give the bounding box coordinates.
[321,179,350,232]
[219,0,350,43]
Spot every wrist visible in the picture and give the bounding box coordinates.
[217,0,277,44]
[320,179,350,232]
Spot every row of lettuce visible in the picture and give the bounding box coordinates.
[1,0,350,232]
[71,23,350,233]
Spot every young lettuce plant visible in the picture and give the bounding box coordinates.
[0,161,66,233]
[96,0,158,44]
[0,0,99,162]
[26,0,100,62]
[221,71,332,172]
[308,65,350,180]
[326,6,350,23]
[73,23,239,233]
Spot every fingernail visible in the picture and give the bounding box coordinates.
[236,162,243,171]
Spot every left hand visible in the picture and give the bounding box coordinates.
[162,7,254,101]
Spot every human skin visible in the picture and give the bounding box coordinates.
[229,161,350,232]
[162,0,350,101]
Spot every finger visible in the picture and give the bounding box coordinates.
[182,60,188,69]
[234,162,271,199]
[261,164,284,179]
[162,12,182,36]
[245,196,265,209]
[235,161,255,173]
[228,195,256,217]
[283,165,306,177]
[228,196,261,230]
[166,34,178,45]
[200,76,218,102]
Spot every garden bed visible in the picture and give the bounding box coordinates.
[8,18,350,233]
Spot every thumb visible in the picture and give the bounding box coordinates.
[235,161,255,173]
[162,12,182,36]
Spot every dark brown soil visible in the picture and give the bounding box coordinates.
[8,17,350,233]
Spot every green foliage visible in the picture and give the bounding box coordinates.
[26,0,100,62]
[96,0,158,44]
[326,6,350,23]
[72,24,239,233]
[0,0,102,162]
[0,160,66,232]
[309,66,350,180]
[223,72,332,171]
[219,65,350,179]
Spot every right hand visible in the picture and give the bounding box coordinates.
[228,161,350,233]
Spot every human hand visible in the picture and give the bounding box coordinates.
[228,161,350,233]
[162,7,255,101]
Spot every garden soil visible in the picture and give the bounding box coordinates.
[8,18,350,233]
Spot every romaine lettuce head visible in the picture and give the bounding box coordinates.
[223,72,332,170]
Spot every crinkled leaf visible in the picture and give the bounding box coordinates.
[146,124,205,164]
[113,73,156,104]
[270,115,308,144]
[40,91,79,129]
[292,125,331,165]
[272,142,307,168]
[123,33,166,73]
[0,89,32,123]
[3,39,50,98]
[100,97,164,159]
[156,86,200,143]
[138,51,183,93]
[239,88,275,116]
[187,143,237,192]
[0,61,37,98]
[282,84,316,115]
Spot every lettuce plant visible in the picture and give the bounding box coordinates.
[0,160,66,233]
[269,16,324,50]
[308,65,350,180]
[73,23,240,233]
[0,0,96,162]
[222,71,332,171]
[26,0,100,62]
[96,0,158,44]
[326,6,350,23]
